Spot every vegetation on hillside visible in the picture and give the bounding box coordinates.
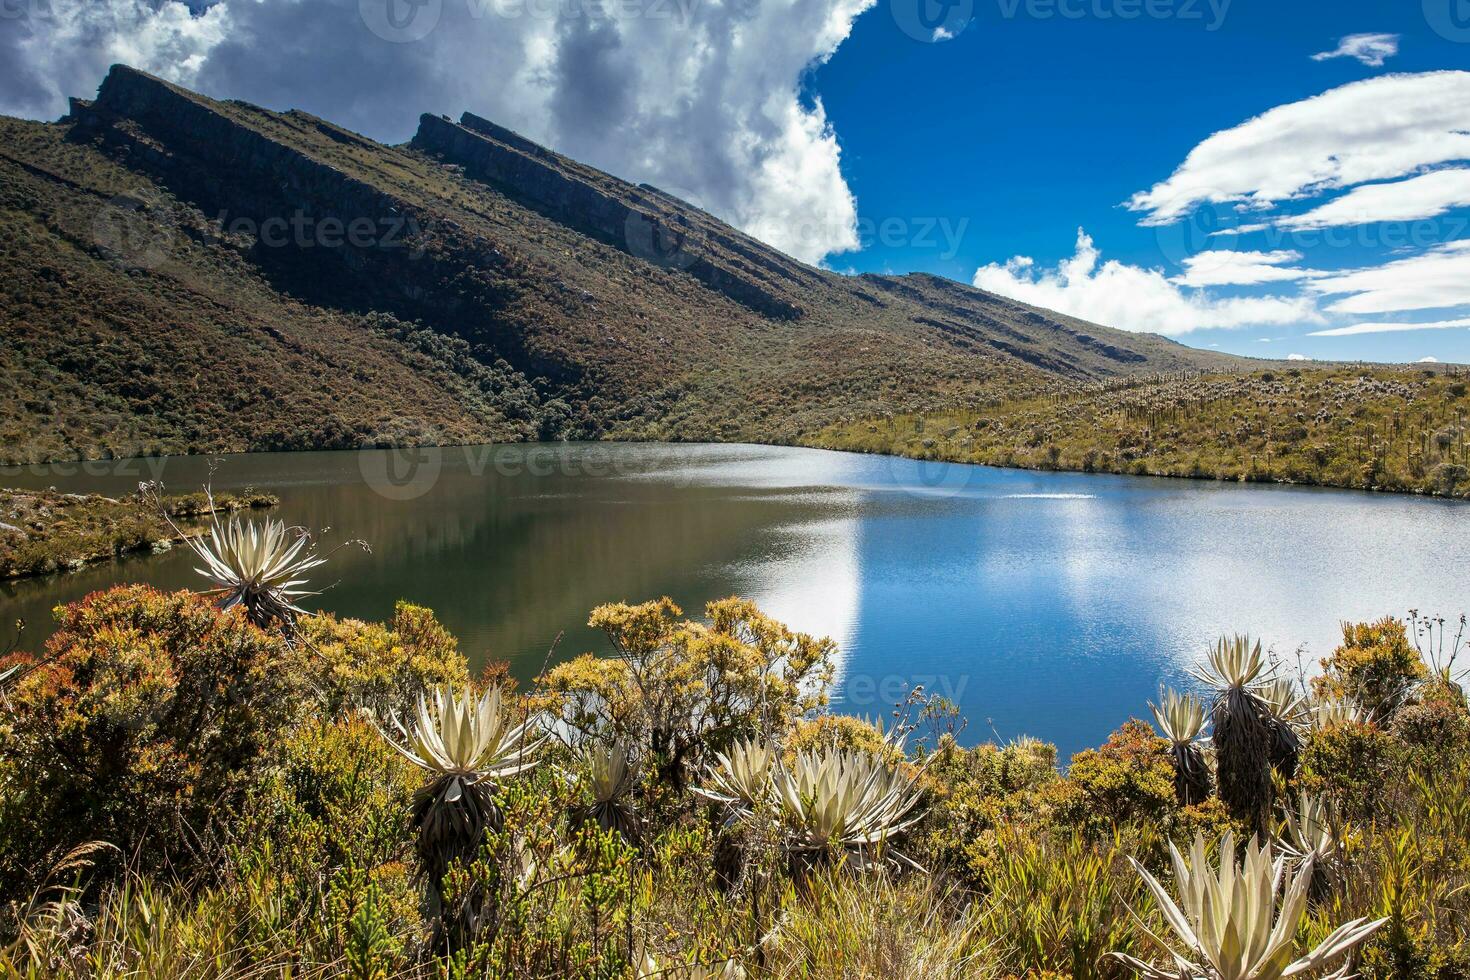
[0,486,275,579]
[1,67,1231,466]
[2,526,1468,978]
[812,366,1470,498]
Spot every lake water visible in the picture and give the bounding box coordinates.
[3,443,1465,758]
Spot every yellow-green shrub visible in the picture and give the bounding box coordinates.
[1314,617,1426,718]
[294,601,470,717]
[0,586,304,889]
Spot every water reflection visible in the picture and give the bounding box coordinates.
[2,443,1466,758]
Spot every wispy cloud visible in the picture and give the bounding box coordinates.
[1127,72,1470,225]
[1276,168,1470,230]
[1308,317,1470,337]
[1308,241,1470,315]
[1172,249,1325,287]
[1311,33,1399,68]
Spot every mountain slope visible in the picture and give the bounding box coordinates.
[0,65,1239,465]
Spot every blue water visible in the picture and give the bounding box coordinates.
[3,443,1465,758]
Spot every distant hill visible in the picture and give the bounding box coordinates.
[0,65,1239,465]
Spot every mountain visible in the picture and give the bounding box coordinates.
[0,65,1239,465]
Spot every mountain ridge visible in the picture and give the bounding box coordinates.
[0,64,1240,465]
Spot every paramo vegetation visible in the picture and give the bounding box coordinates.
[813,366,1470,498]
[1,507,1469,978]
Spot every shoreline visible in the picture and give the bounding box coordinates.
[4,433,1469,504]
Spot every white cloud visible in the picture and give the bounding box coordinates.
[1420,356,1440,363]
[971,229,1320,336]
[1308,317,1470,337]
[1275,168,1470,230]
[0,0,869,263]
[1311,33,1399,68]
[1173,249,1325,287]
[1127,72,1470,225]
[1286,353,1311,361]
[1309,241,1470,314]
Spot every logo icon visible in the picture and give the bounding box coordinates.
[1152,190,1245,281]
[623,183,706,271]
[359,0,442,42]
[1424,0,1470,42]
[890,0,974,42]
[92,194,175,270]
[358,419,444,501]
[884,448,979,500]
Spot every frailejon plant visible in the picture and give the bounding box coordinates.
[1111,831,1386,980]
[1275,791,1345,897]
[1195,635,1276,832]
[1311,698,1373,730]
[183,508,326,631]
[694,737,777,818]
[695,743,927,873]
[379,684,545,949]
[1257,678,1308,777]
[771,748,927,874]
[1150,689,1212,806]
[577,741,639,839]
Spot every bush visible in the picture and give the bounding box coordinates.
[541,596,834,791]
[0,588,470,898]
[1314,617,1426,718]
[294,601,470,718]
[0,586,305,889]
[1050,720,1177,835]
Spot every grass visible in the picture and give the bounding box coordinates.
[0,487,275,579]
[810,365,1470,498]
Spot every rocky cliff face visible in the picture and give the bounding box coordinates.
[412,112,806,320]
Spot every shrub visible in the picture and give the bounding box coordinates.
[0,586,305,889]
[541,597,834,791]
[1298,720,1404,825]
[1052,720,1177,835]
[295,602,470,717]
[1314,617,1426,719]
[785,714,897,762]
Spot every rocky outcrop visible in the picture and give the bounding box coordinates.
[413,112,807,320]
[64,65,564,377]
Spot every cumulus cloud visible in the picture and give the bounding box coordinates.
[971,229,1320,336]
[0,0,869,263]
[1420,356,1440,363]
[1308,241,1470,315]
[1127,72,1470,226]
[1308,317,1470,337]
[1275,168,1470,230]
[1173,249,1325,288]
[1286,353,1310,361]
[1311,33,1399,68]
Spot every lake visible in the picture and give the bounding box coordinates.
[2,442,1465,758]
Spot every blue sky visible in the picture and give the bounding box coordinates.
[813,0,1470,361]
[3,0,1469,363]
